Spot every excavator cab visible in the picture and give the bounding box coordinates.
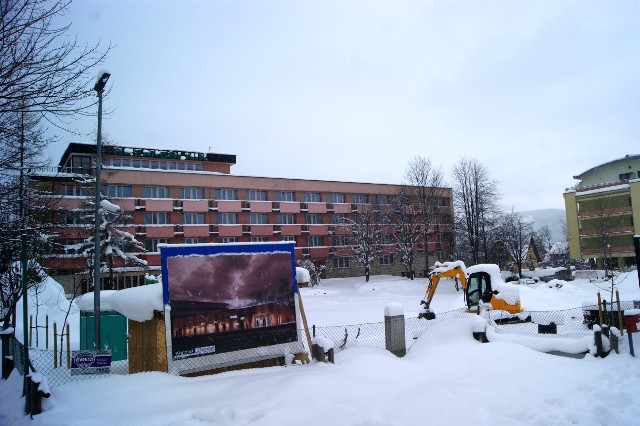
[466,271,493,310]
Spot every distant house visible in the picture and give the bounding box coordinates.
[490,236,542,274]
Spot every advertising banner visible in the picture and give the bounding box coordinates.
[160,242,302,372]
[70,350,111,375]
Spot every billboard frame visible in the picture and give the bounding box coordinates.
[160,241,306,375]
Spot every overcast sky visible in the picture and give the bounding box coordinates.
[46,0,639,211]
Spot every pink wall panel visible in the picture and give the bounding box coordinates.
[279,202,301,213]
[146,225,175,238]
[250,201,273,213]
[307,202,327,213]
[332,203,352,214]
[182,200,209,212]
[217,225,243,237]
[145,199,174,212]
[217,200,242,212]
[183,225,209,238]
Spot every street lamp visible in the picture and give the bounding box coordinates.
[93,71,110,350]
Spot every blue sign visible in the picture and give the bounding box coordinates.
[71,350,111,375]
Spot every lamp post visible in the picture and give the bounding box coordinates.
[93,72,110,350]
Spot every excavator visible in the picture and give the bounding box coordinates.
[418,261,522,320]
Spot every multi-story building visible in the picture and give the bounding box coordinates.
[34,143,454,294]
[563,154,640,268]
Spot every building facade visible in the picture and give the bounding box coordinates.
[35,143,454,294]
[563,154,640,269]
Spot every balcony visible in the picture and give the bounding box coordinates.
[217,224,243,237]
[145,199,174,212]
[306,202,327,213]
[579,226,634,237]
[183,225,210,238]
[249,201,273,213]
[216,200,242,213]
[578,206,632,218]
[250,225,274,236]
[145,225,175,238]
[278,202,301,213]
[182,200,209,212]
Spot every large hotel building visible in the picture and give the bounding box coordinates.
[35,143,454,294]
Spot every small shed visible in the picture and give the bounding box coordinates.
[85,284,167,374]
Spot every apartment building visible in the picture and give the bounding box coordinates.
[35,143,454,294]
[563,154,640,269]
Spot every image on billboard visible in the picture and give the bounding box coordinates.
[161,242,299,362]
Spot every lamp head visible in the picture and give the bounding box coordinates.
[93,72,111,93]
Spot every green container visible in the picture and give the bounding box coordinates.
[80,311,128,361]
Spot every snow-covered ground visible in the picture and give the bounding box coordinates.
[1,271,640,425]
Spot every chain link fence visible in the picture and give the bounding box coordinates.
[3,301,634,391]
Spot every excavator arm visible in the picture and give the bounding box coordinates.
[419,264,467,319]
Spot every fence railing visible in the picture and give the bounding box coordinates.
[3,302,633,391]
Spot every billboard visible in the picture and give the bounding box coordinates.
[160,242,304,373]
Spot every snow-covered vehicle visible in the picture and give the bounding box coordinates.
[419,261,522,320]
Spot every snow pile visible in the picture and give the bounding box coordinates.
[15,274,80,347]
[432,260,466,275]
[77,285,163,322]
[108,284,164,322]
[384,302,404,317]
[76,291,118,312]
[295,267,310,285]
[468,264,521,305]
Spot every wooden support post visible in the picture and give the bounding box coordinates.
[53,323,57,369]
[597,292,603,326]
[616,291,624,336]
[611,333,619,354]
[297,293,313,355]
[29,316,33,347]
[45,316,49,349]
[66,324,71,368]
[594,329,603,357]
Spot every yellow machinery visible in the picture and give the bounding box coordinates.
[418,262,521,320]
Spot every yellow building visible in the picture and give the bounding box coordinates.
[563,155,640,269]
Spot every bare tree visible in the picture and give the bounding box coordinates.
[497,211,533,276]
[403,156,446,269]
[0,107,55,329]
[0,0,111,127]
[345,202,387,282]
[393,190,421,279]
[451,158,501,265]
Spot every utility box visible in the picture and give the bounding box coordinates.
[624,313,640,333]
[80,310,128,361]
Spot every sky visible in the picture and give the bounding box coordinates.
[44,0,640,212]
[2,269,640,425]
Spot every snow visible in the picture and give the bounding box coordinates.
[384,302,404,317]
[1,272,640,425]
[295,266,310,284]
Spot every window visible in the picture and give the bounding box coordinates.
[280,236,296,242]
[377,195,388,204]
[217,213,237,224]
[114,213,133,226]
[183,212,205,225]
[249,213,268,224]
[333,257,350,268]
[276,191,295,202]
[214,188,236,200]
[68,155,91,173]
[104,185,132,198]
[145,212,170,225]
[380,234,393,244]
[185,238,205,244]
[218,237,238,243]
[304,192,321,202]
[329,193,345,203]
[248,190,268,201]
[307,236,323,247]
[380,254,394,265]
[61,211,85,225]
[180,187,204,199]
[59,184,91,197]
[251,236,270,242]
[619,172,634,181]
[332,235,347,246]
[145,238,169,252]
[437,233,447,243]
[330,214,345,224]
[353,194,368,204]
[143,186,170,198]
[305,214,322,224]
[277,213,295,224]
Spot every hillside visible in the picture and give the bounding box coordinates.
[519,208,566,243]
